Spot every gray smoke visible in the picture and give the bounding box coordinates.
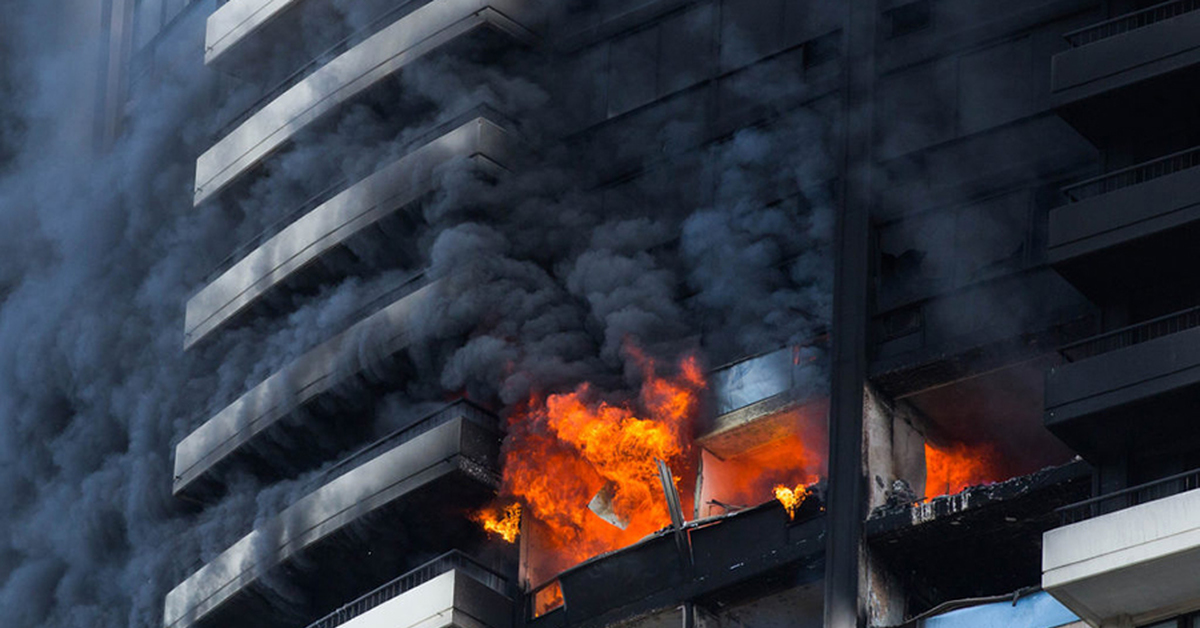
[0,3,835,627]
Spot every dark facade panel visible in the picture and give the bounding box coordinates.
[1045,326,1200,458]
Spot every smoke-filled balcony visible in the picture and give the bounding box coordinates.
[1044,470,1200,626]
[1045,307,1200,460]
[184,116,516,349]
[204,0,425,68]
[173,282,443,501]
[1048,146,1200,300]
[163,412,502,628]
[1051,1,1200,142]
[305,551,513,628]
[193,0,540,206]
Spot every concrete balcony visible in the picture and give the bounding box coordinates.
[173,281,443,501]
[1048,147,1200,300]
[184,116,516,350]
[193,0,539,206]
[699,344,827,458]
[306,552,512,628]
[163,412,501,628]
[1045,311,1200,460]
[1044,486,1200,626]
[1051,2,1200,142]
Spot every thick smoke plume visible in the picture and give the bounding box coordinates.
[0,3,834,627]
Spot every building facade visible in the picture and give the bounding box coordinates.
[77,0,1200,627]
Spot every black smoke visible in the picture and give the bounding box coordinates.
[0,2,834,627]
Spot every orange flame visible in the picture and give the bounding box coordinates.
[485,346,705,584]
[924,441,1003,498]
[773,483,811,520]
[533,580,564,618]
[477,503,521,543]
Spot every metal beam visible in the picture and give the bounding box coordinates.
[824,0,878,626]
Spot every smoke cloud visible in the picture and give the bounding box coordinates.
[0,3,835,627]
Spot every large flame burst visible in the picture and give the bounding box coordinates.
[924,441,1003,498]
[479,346,705,584]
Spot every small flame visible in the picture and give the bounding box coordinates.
[533,580,564,617]
[477,503,521,543]
[773,483,810,520]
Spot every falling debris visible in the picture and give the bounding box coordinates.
[588,482,630,530]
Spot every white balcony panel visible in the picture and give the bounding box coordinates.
[205,0,298,65]
[173,281,438,497]
[184,117,513,349]
[338,571,510,628]
[1043,488,1200,626]
[193,0,538,206]
[163,416,493,628]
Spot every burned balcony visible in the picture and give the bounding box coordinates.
[1048,146,1200,300]
[527,498,825,628]
[1044,469,1200,626]
[185,116,516,350]
[193,0,540,206]
[304,551,513,628]
[163,411,502,628]
[1051,1,1200,143]
[1044,306,1200,460]
[173,283,444,501]
[867,462,1090,618]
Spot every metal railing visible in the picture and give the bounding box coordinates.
[212,0,422,140]
[306,551,510,628]
[1063,0,1200,47]
[308,397,496,490]
[1058,305,1200,362]
[200,176,351,286]
[1061,144,1200,202]
[1057,467,1200,524]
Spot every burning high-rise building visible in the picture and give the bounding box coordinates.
[5,1,1200,628]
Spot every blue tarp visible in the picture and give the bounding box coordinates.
[922,591,1079,628]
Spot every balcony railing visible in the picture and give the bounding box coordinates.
[1058,305,1200,362]
[212,0,420,140]
[200,176,350,286]
[1063,0,1200,47]
[307,398,495,491]
[306,551,510,628]
[1056,467,1200,524]
[1061,145,1200,202]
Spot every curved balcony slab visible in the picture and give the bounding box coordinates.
[173,280,440,500]
[185,116,515,350]
[163,413,501,628]
[194,0,539,206]
[205,0,303,65]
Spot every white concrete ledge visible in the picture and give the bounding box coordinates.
[194,0,538,206]
[205,0,301,65]
[184,117,515,349]
[173,280,438,497]
[1044,487,1200,625]
[164,415,497,628]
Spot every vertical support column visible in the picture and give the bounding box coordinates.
[824,0,877,627]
